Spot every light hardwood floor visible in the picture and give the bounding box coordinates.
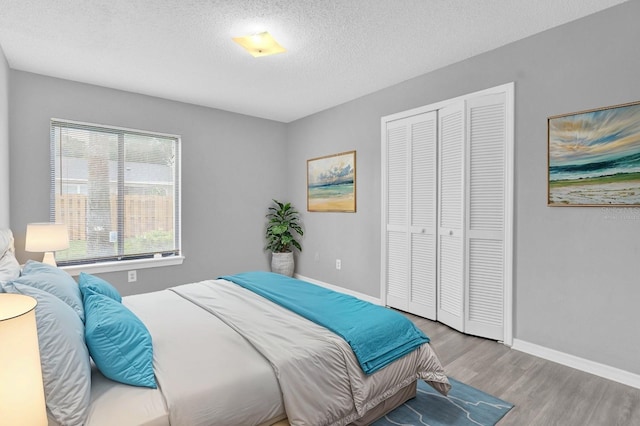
[404,312,640,426]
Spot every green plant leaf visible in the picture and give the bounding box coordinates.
[265,199,303,253]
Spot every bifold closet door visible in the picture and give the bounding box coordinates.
[384,112,437,320]
[383,82,512,343]
[465,92,508,341]
[437,102,465,333]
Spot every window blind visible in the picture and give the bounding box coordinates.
[50,119,181,266]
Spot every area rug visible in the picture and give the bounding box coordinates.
[372,377,513,426]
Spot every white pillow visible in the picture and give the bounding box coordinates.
[0,228,20,282]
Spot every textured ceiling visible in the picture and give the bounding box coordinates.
[0,0,629,122]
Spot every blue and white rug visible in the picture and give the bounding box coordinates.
[372,377,513,426]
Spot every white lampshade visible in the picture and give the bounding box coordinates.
[25,223,70,266]
[0,294,47,425]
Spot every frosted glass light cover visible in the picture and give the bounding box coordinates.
[232,31,286,57]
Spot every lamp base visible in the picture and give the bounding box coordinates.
[41,252,57,267]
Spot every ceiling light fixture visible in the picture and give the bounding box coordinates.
[232,31,286,57]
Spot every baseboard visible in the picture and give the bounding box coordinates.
[512,339,640,390]
[294,274,383,305]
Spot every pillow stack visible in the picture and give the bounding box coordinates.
[1,260,91,425]
[0,260,157,426]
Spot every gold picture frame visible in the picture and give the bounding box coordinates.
[307,151,356,212]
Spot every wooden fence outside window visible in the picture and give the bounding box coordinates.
[55,194,174,240]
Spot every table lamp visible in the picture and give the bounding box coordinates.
[0,293,47,425]
[25,223,70,267]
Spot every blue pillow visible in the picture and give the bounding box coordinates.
[78,272,122,302]
[84,291,157,388]
[19,260,84,321]
[0,281,91,425]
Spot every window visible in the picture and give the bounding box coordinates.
[50,119,181,268]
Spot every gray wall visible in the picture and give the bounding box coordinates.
[0,44,9,227]
[287,1,640,375]
[6,1,639,377]
[9,71,288,296]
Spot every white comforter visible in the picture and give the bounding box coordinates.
[171,279,449,426]
[124,286,285,426]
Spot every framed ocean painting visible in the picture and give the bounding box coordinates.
[307,151,356,212]
[548,101,640,206]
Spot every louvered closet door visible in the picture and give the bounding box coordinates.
[385,112,438,319]
[437,102,465,332]
[408,112,437,319]
[465,93,507,341]
[385,120,409,311]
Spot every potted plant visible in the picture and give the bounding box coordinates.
[265,199,303,277]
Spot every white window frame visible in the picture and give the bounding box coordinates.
[50,118,184,276]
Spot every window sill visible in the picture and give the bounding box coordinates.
[61,255,185,277]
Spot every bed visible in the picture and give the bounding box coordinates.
[0,229,450,426]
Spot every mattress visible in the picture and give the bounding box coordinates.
[84,367,169,426]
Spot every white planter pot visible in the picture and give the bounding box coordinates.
[271,252,294,277]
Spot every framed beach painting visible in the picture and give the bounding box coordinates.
[307,150,356,212]
[548,101,640,206]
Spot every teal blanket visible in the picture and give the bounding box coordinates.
[220,271,430,375]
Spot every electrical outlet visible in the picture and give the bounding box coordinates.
[127,270,137,282]
[336,259,341,270]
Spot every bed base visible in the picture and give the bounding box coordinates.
[349,380,417,425]
[270,380,417,426]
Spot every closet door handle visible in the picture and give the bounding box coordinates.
[449,230,454,236]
